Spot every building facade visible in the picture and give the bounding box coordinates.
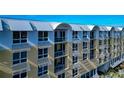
[0,18,124,78]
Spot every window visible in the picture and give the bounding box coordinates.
[83,42,87,49]
[90,40,94,48]
[99,49,102,54]
[99,58,102,64]
[55,31,65,42]
[83,53,87,60]
[72,31,78,39]
[90,70,94,77]
[13,31,27,44]
[38,48,48,59]
[104,40,107,44]
[54,57,65,73]
[21,72,27,78]
[55,44,65,57]
[90,31,94,38]
[73,56,78,64]
[72,68,78,77]
[99,32,102,38]
[13,70,27,78]
[99,40,102,45]
[83,31,88,38]
[13,51,27,65]
[38,32,48,41]
[85,72,90,78]
[55,44,65,51]
[58,73,65,78]
[90,50,94,59]
[81,74,85,78]
[38,65,48,76]
[73,43,78,51]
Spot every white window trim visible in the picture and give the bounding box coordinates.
[13,51,27,66]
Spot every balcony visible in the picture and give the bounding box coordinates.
[55,37,66,43]
[82,48,89,53]
[12,43,31,51]
[0,61,30,74]
[38,41,51,48]
[83,36,90,42]
[54,50,66,57]
[54,64,65,73]
[72,38,81,43]
[99,36,105,40]
[12,62,30,72]
[110,57,124,68]
[38,57,51,66]
[72,50,80,56]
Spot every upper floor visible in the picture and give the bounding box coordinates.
[0,18,124,51]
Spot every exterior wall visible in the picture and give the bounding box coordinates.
[1,18,124,78]
[0,50,12,78]
[0,29,12,50]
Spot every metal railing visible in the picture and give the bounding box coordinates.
[55,37,66,42]
[54,50,66,57]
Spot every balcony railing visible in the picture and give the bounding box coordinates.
[72,37,80,41]
[83,36,90,42]
[54,50,66,57]
[55,37,66,42]
[38,41,51,47]
[12,43,31,50]
[90,45,94,49]
[54,65,65,73]
[12,62,30,72]
[38,57,51,65]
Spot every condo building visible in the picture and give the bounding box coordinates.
[0,18,124,78]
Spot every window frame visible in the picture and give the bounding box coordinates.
[38,31,48,41]
[38,65,48,76]
[58,73,65,78]
[38,48,48,59]
[83,42,87,49]
[13,31,27,44]
[73,56,78,64]
[72,31,78,39]
[72,43,78,51]
[72,68,78,77]
[83,53,87,60]
[54,57,65,73]
[13,51,27,65]
[13,70,27,78]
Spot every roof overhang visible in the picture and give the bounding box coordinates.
[111,27,122,31]
[3,19,33,31]
[30,21,53,31]
[93,25,110,31]
[50,22,72,30]
[80,25,94,31]
[70,24,82,31]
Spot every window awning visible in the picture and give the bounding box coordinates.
[0,19,3,31]
[3,19,33,31]
[70,24,82,31]
[30,21,53,31]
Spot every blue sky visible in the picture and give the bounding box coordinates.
[0,15,124,26]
